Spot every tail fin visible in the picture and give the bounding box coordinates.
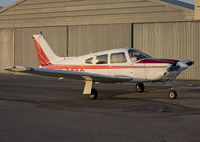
[32,34,62,66]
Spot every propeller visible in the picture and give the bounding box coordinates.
[168,60,194,72]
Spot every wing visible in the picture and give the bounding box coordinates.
[5,66,132,83]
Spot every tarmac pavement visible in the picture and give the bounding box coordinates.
[0,74,200,142]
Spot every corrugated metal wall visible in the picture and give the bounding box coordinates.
[68,23,132,56]
[0,22,199,80]
[0,28,14,71]
[14,26,67,67]
[134,21,200,80]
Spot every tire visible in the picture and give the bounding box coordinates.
[136,83,144,93]
[168,90,177,99]
[88,88,98,100]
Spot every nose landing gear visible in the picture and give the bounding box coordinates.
[168,81,177,99]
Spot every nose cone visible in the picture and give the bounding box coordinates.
[180,60,194,66]
[176,62,188,70]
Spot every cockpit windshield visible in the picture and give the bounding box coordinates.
[128,49,151,62]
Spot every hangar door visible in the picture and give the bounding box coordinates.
[68,24,132,56]
[14,24,132,67]
[14,27,67,67]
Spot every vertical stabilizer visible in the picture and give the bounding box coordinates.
[33,34,63,66]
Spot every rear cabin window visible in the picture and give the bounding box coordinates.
[110,52,127,63]
[85,57,93,64]
[96,54,108,64]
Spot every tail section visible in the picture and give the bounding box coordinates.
[32,34,63,67]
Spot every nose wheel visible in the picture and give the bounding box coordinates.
[168,90,177,99]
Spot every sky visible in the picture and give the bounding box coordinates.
[0,0,18,7]
[0,0,196,7]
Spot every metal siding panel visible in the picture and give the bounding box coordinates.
[102,24,131,50]
[76,25,90,56]
[134,22,200,80]
[0,30,2,69]
[68,26,78,57]
[68,25,104,56]
[14,26,67,67]
[0,29,14,72]
[88,25,103,53]
[14,28,23,66]
[68,24,131,56]
[15,27,41,67]
[43,27,67,57]
[192,22,200,80]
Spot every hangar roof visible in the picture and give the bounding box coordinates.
[161,0,194,10]
[0,0,195,28]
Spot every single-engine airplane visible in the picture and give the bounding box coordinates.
[6,34,194,100]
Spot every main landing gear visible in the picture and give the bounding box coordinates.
[168,81,177,99]
[83,80,98,100]
[136,83,144,93]
[88,88,98,100]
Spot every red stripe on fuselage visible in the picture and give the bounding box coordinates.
[137,59,178,64]
[43,64,168,71]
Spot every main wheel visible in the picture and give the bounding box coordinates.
[88,88,98,100]
[136,83,144,93]
[168,90,177,99]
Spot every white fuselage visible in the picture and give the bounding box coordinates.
[42,48,179,82]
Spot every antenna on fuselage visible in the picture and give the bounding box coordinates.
[88,48,92,54]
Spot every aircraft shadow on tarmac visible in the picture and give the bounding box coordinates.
[0,75,200,115]
[1,87,200,116]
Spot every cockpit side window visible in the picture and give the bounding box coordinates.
[96,54,108,64]
[110,52,127,63]
[85,57,93,64]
